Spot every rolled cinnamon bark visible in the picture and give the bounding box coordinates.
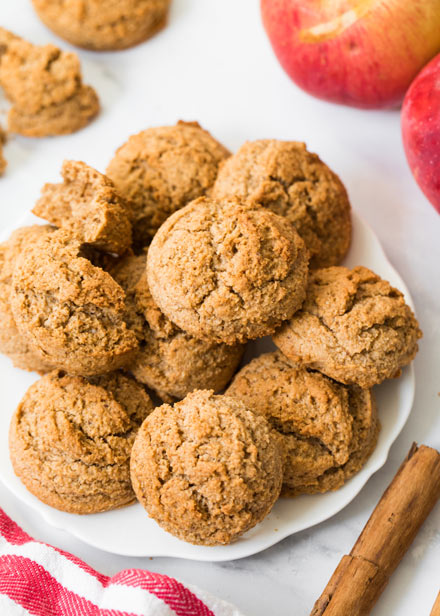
[311,443,440,616]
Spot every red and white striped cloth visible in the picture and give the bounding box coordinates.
[0,508,244,616]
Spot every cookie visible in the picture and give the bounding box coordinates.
[33,160,132,255]
[111,252,245,402]
[212,140,351,268]
[0,37,99,137]
[226,351,379,496]
[147,196,309,344]
[273,266,422,388]
[0,225,55,372]
[106,121,230,246]
[9,370,154,514]
[130,389,283,545]
[32,0,171,51]
[11,229,138,376]
[0,126,6,176]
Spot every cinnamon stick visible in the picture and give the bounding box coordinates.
[311,443,440,616]
[431,591,440,616]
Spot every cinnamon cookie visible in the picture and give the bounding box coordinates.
[0,37,99,137]
[147,197,309,344]
[32,0,171,51]
[273,266,422,388]
[9,370,154,514]
[106,121,230,246]
[212,140,351,268]
[130,389,283,545]
[33,160,132,255]
[11,229,138,376]
[111,253,244,401]
[226,351,379,496]
[0,225,55,373]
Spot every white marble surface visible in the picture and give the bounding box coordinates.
[0,1,439,614]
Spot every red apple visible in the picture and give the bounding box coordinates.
[402,53,440,214]
[261,0,440,109]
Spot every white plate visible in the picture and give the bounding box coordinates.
[0,210,415,561]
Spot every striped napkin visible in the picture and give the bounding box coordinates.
[0,508,244,616]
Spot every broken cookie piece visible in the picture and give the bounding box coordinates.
[33,160,132,255]
[0,37,99,137]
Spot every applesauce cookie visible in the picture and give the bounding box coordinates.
[0,37,99,136]
[33,160,132,255]
[212,140,351,268]
[226,351,379,496]
[0,225,55,372]
[106,121,230,246]
[273,266,422,388]
[32,0,171,51]
[11,229,138,376]
[111,253,245,402]
[130,389,283,545]
[147,197,309,344]
[9,370,154,514]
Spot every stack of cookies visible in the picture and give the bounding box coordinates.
[3,121,422,546]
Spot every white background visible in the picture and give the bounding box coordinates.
[1,1,439,614]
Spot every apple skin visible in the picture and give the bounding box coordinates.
[261,0,440,109]
[401,53,440,214]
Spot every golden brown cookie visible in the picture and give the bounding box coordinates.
[147,197,309,344]
[33,160,132,255]
[111,252,245,402]
[106,121,230,246]
[0,37,99,137]
[130,389,283,545]
[32,0,171,51]
[212,140,351,268]
[0,126,6,176]
[0,225,55,373]
[11,229,138,376]
[9,370,154,514]
[273,266,422,388]
[226,351,379,496]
